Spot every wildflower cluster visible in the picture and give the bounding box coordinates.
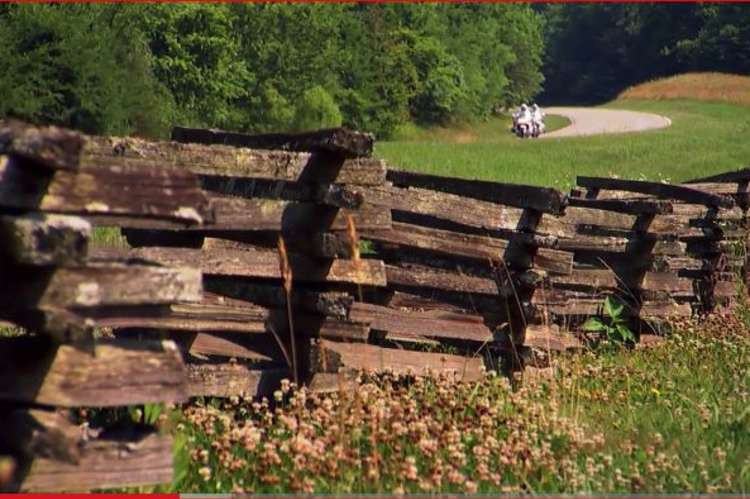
[175,314,750,494]
[180,371,596,494]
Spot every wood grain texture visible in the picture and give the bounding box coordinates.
[0,155,211,225]
[0,214,90,266]
[311,339,485,381]
[187,363,290,398]
[17,431,172,492]
[0,337,187,407]
[86,135,385,185]
[116,245,387,287]
[171,126,374,158]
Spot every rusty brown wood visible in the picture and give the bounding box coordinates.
[577,176,734,208]
[0,260,202,309]
[86,135,385,185]
[385,263,503,296]
[189,332,286,363]
[187,363,290,398]
[349,302,494,343]
[362,221,571,274]
[360,183,522,231]
[521,325,583,351]
[17,431,172,492]
[0,337,187,407]
[171,126,374,158]
[311,339,485,381]
[204,279,354,319]
[0,214,90,266]
[0,120,85,171]
[122,194,391,234]
[567,197,673,215]
[388,170,568,215]
[84,296,269,334]
[116,245,387,287]
[0,155,212,225]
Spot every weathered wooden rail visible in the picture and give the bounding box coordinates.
[0,119,747,492]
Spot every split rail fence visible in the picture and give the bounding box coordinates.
[0,119,747,491]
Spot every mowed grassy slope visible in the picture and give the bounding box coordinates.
[376,99,750,190]
[620,72,750,107]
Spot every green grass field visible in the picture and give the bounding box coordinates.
[377,99,750,190]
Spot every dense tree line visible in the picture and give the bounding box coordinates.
[540,3,750,104]
[0,4,544,138]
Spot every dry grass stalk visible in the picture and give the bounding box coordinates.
[278,236,298,385]
[346,214,364,302]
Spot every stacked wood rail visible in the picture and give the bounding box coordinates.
[356,170,575,361]
[103,125,391,394]
[0,121,208,491]
[128,125,581,381]
[550,175,746,330]
[1,118,749,491]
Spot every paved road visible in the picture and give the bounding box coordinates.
[541,107,671,138]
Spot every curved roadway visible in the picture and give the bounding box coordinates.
[542,107,671,138]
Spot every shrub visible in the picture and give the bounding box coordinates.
[292,85,343,132]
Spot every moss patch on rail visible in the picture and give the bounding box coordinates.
[376,99,750,191]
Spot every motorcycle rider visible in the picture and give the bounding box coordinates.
[531,103,545,136]
[514,104,533,137]
[511,104,525,133]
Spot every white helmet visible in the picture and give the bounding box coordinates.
[532,103,539,111]
[521,104,528,111]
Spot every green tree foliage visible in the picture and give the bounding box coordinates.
[0,4,545,138]
[293,86,343,131]
[540,4,750,104]
[0,4,173,136]
[140,4,252,129]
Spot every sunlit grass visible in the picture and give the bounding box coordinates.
[390,114,571,144]
[376,99,750,190]
[91,226,127,248]
[620,72,750,108]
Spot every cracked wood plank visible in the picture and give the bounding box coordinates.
[0,214,90,266]
[86,135,385,185]
[171,126,373,158]
[0,337,187,407]
[0,155,211,225]
[112,245,387,287]
[16,431,172,492]
[310,339,485,381]
[576,176,734,208]
[0,260,202,309]
[187,363,290,398]
[387,170,568,215]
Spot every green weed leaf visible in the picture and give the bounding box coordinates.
[582,317,606,332]
[604,296,625,320]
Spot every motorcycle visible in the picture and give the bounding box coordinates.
[514,115,534,138]
[511,106,546,139]
[531,120,545,138]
